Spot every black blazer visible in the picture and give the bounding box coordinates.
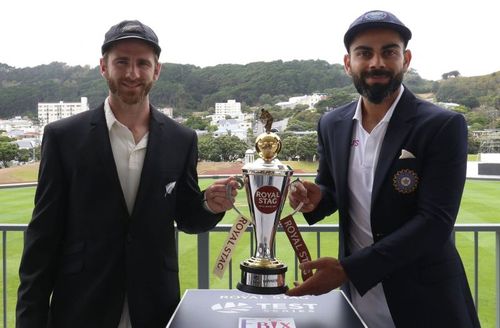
[305,89,480,327]
[16,104,224,328]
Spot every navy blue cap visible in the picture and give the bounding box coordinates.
[344,10,412,51]
[102,20,161,56]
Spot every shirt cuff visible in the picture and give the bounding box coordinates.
[202,192,217,214]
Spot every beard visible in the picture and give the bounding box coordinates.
[107,78,154,105]
[352,69,404,104]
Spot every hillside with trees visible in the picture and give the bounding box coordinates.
[1,61,498,155]
[0,60,444,118]
[0,60,354,118]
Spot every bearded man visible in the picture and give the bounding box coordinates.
[287,10,480,328]
[16,20,238,328]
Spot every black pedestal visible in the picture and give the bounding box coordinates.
[166,289,367,328]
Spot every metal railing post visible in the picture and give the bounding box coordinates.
[496,231,500,328]
[474,231,479,311]
[3,231,7,328]
[197,232,210,289]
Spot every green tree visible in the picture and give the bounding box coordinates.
[215,135,247,161]
[184,115,210,130]
[0,136,14,142]
[403,68,433,93]
[315,90,356,112]
[280,135,300,160]
[0,142,19,167]
[286,110,321,131]
[280,133,317,161]
[467,131,480,154]
[198,135,218,161]
[16,148,32,163]
[198,134,247,161]
[295,134,318,161]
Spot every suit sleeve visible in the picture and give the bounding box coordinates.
[341,113,468,295]
[304,115,339,224]
[174,132,224,233]
[16,126,67,327]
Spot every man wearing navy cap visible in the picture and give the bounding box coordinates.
[288,10,480,328]
[16,20,238,327]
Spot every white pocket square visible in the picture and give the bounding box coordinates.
[399,149,416,159]
[164,181,176,197]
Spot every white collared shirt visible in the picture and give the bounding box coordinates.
[105,98,149,216]
[104,97,148,328]
[346,86,404,328]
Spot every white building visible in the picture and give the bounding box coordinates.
[158,107,174,118]
[0,116,41,140]
[276,93,327,109]
[0,116,34,133]
[213,119,251,141]
[38,97,90,128]
[210,99,244,123]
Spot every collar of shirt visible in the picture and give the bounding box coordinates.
[104,97,149,149]
[352,85,405,124]
[104,96,117,132]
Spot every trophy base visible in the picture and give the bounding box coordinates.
[237,282,288,295]
[237,261,288,295]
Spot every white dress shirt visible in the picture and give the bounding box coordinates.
[104,98,148,328]
[346,86,404,328]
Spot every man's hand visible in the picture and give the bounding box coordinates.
[285,257,348,296]
[288,180,322,213]
[204,176,239,213]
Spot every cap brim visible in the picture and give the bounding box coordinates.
[101,36,161,56]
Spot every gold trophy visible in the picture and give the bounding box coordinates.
[233,109,294,294]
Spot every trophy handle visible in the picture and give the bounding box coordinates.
[225,176,249,220]
[286,178,304,217]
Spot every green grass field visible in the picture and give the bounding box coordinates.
[1,178,499,327]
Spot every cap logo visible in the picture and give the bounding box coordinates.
[121,24,141,32]
[364,11,387,21]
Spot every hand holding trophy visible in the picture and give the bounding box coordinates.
[214,109,311,294]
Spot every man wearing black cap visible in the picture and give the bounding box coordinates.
[16,20,238,328]
[287,10,480,328]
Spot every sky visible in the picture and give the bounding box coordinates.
[1,0,499,81]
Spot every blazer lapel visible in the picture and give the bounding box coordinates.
[332,106,356,211]
[132,107,173,217]
[371,90,417,205]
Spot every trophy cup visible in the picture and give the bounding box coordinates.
[233,109,294,294]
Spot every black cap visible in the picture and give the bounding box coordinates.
[101,20,161,56]
[344,10,412,51]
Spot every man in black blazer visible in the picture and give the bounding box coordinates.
[16,20,238,328]
[287,10,480,328]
